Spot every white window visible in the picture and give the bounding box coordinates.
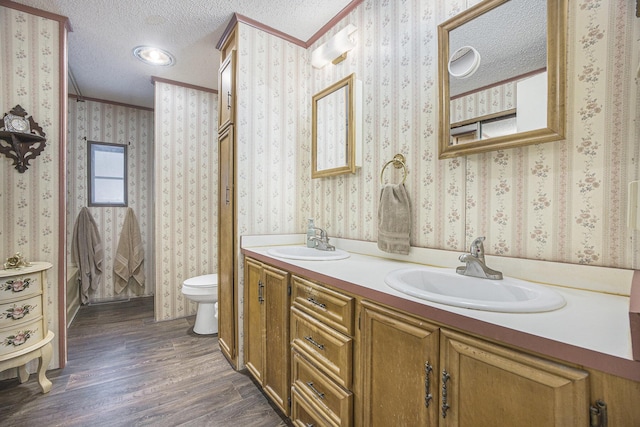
[88,141,127,207]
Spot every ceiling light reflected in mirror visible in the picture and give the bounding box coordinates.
[448,46,481,79]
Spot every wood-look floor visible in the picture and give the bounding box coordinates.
[0,297,289,427]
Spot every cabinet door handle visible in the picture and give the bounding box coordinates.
[424,361,433,408]
[306,381,325,400]
[258,281,264,304]
[225,186,230,205]
[306,297,326,310]
[227,91,232,110]
[304,335,325,351]
[441,370,451,418]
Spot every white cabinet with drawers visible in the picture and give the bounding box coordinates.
[0,262,55,393]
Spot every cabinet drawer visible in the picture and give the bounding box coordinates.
[292,276,354,336]
[0,295,42,329]
[291,386,333,427]
[0,317,44,356]
[0,273,42,302]
[292,351,352,427]
[291,307,353,389]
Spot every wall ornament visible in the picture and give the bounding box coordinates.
[0,105,47,173]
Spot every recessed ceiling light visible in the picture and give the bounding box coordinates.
[132,46,175,67]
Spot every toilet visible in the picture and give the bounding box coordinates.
[182,274,218,335]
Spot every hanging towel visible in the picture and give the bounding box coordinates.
[71,207,104,304]
[377,184,411,255]
[114,207,145,294]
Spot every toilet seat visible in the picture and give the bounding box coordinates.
[182,274,217,296]
[183,274,217,287]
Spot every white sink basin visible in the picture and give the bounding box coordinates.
[267,246,350,261]
[384,266,565,313]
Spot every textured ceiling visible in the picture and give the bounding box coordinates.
[11,0,353,108]
[449,0,547,97]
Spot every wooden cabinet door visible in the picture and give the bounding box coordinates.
[587,369,640,427]
[218,50,235,132]
[217,125,235,363]
[360,301,440,427]
[244,258,264,384]
[263,265,290,415]
[439,329,588,426]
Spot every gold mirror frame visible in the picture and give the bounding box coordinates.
[438,0,567,159]
[312,73,359,178]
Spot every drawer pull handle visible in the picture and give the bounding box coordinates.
[306,297,326,310]
[306,381,325,400]
[441,370,451,418]
[304,335,325,351]
[424,361,433,408]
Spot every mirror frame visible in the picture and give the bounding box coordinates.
[438,0,567,159]
[312,73,358,178]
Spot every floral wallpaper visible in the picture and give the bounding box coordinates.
[304,0,640,273]
[0,6,62,370]
[154,82,218,321]
[67,99,154,302]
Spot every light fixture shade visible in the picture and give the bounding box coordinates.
[448,46,481,79]
[312,24,357,69]
[133,46,175,67]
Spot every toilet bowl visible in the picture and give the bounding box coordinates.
[182,274,218,335]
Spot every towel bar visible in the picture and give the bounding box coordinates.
[380,153,407,184]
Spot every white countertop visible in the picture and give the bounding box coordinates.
[241,234,639,380]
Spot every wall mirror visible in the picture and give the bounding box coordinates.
[438,0,567,159]
[312,73,362,178]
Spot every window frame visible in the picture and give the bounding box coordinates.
[87,140,128,207]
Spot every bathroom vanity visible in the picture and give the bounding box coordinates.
[0,262,54,393]
[241,235,640,426]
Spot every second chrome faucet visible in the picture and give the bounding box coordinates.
[456,237,503,280]
[308,227,336,251]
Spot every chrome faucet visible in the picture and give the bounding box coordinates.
[456,237,503,280]
[309,227,335,251]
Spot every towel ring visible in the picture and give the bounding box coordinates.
[380,154,407,184]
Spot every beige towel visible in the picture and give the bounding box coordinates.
[378,184,411,255]
[114,208,145,294]
[71,207,103,304]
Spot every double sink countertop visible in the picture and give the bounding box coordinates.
[241,234,640,382]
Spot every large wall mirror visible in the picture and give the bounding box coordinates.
[312,73,362,178]
[438,0,567,159]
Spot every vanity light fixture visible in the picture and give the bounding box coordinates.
[132,45,175,67]
[311,24,357,69]
[448,45,481,79]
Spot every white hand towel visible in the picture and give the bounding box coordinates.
[377,184,411,255]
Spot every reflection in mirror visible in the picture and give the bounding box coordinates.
[316,86,348,171]
[312,73,362,178]
[438,0,567,159]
